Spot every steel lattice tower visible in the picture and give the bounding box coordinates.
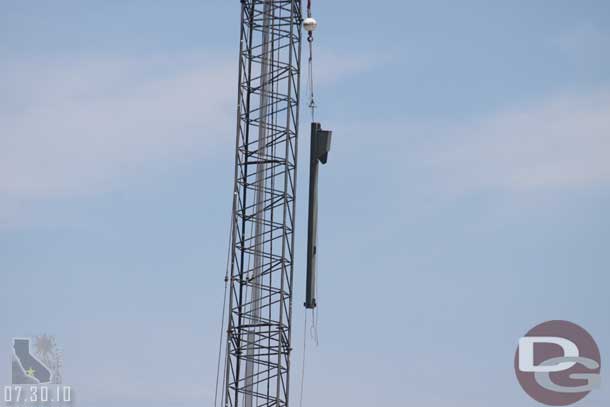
[223,1,302,406]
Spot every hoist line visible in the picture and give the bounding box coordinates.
[214,193,236,407]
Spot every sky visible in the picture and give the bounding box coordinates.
[1,1,609,406]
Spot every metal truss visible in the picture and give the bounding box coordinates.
[223,1,302,406]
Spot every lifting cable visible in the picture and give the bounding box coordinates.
[300,2,320,406]
[214,198,234,407]
[306,0,320,349]
[304,0,317,122]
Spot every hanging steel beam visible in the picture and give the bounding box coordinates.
[305,122,331,309]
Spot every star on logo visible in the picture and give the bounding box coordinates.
[25,367,36,377]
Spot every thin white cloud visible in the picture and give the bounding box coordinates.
[3,50,608,228]
[426,88,610,191]
[0,55,235,201]
[337,87,610,194]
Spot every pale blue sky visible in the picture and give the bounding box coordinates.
[1,1,609,406]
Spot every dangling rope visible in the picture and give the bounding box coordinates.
[298,311,308,407]
[309,268,319,346]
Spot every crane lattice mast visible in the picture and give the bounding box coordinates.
[223,1,303,406]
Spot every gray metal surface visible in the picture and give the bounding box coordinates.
[305,122,331,309]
